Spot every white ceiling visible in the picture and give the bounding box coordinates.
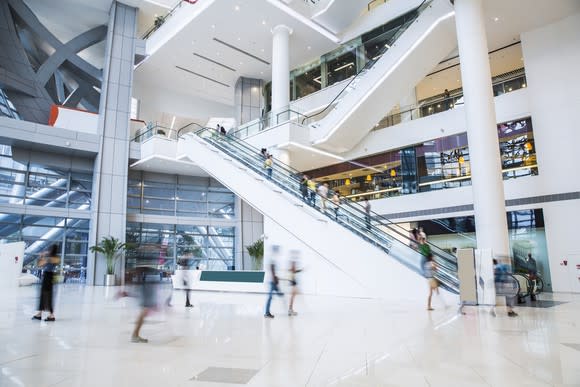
[21,0,175,69]
[130,155,209,176]
[134,0,340,106]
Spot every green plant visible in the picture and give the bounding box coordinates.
[89,236,129,275]
[246,239,264,270]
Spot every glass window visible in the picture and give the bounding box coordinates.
[325,50,357,87]
[292,60,322,100]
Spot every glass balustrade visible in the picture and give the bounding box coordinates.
[178,124,459,293]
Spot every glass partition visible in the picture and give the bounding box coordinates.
[126,222,236,274]
[307,117,538,201]
[417,208,552,292]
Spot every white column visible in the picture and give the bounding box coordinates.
[455,0,510,257]
[271,25,292,115]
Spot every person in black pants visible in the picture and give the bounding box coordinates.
[32,244,59,322]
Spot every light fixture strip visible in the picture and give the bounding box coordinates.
[175,65,230,87]
[193,53,237,72]
[213,38,270,65]
[333,62,354,72]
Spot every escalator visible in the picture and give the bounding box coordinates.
[305,0,456,152]
[177,125,459,297]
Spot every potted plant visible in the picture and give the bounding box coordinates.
[89,236,128,286]
[246,238,264,270]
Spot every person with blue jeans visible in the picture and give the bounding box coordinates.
[264,245,283,318]
[264,155,273,180]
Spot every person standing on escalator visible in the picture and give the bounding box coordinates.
[364,197,372,231]
[300,175,309,202]
[264,155,273,180]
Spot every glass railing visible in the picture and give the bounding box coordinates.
[177,122,459,293]
[142,0,196,39]
[376,68,528,129]
[344,163,538,202]
[133,124,178,143]
[301,0,430,125]
[230,108,309,139]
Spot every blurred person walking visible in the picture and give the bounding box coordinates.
[264,245,284,318]
[423,253,439,311]
[32,244,59,322]
[492,259,518,317]
[287,251,302,316]
[130,267,160,343]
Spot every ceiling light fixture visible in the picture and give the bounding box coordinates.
[333,62,354,72]
[262,20,266,25]
[234,5,240,11]
[493,17,499,22]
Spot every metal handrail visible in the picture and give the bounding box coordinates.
[175,122,459,292]
[300,0,430,125]
[229,108,309,139]
[142,0,192,39]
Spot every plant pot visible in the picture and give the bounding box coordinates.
[104,274,116,286]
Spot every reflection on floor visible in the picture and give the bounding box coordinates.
[1,285,580,387]
[517,299,568,308]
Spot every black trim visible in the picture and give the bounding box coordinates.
[193,53,237,72]
[175,66,230,87]
[213,38,270,65]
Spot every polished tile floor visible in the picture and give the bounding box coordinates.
[1,284,579,387]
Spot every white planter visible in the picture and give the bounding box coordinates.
[104,274,116,286]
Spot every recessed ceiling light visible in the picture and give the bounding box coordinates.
[493,17,499,22]
[211,24,215,29]
[234,5,240,11]
[261,48,265,52]
[262,20,266,25]
[239,62,243,65]
[237,37,241,41]
[260,71,264,75]
[307,46,311,50]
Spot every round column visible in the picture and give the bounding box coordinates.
[271,25,292,115]
[455,0,510,257]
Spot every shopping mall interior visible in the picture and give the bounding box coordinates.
[0,0,579,385]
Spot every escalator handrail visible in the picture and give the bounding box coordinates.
[177,123,459,290]
[176,122,457,264]
[300,0,430,125]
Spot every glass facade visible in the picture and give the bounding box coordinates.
[306,117,537,200]
[127,172,235,218]
[0,146,92,282]
[126,172,237,274]
[0,88,20,119]
[126,223,235,273]
[418,209,552,291]
[0,146,93,209]
[264,7,418,108]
